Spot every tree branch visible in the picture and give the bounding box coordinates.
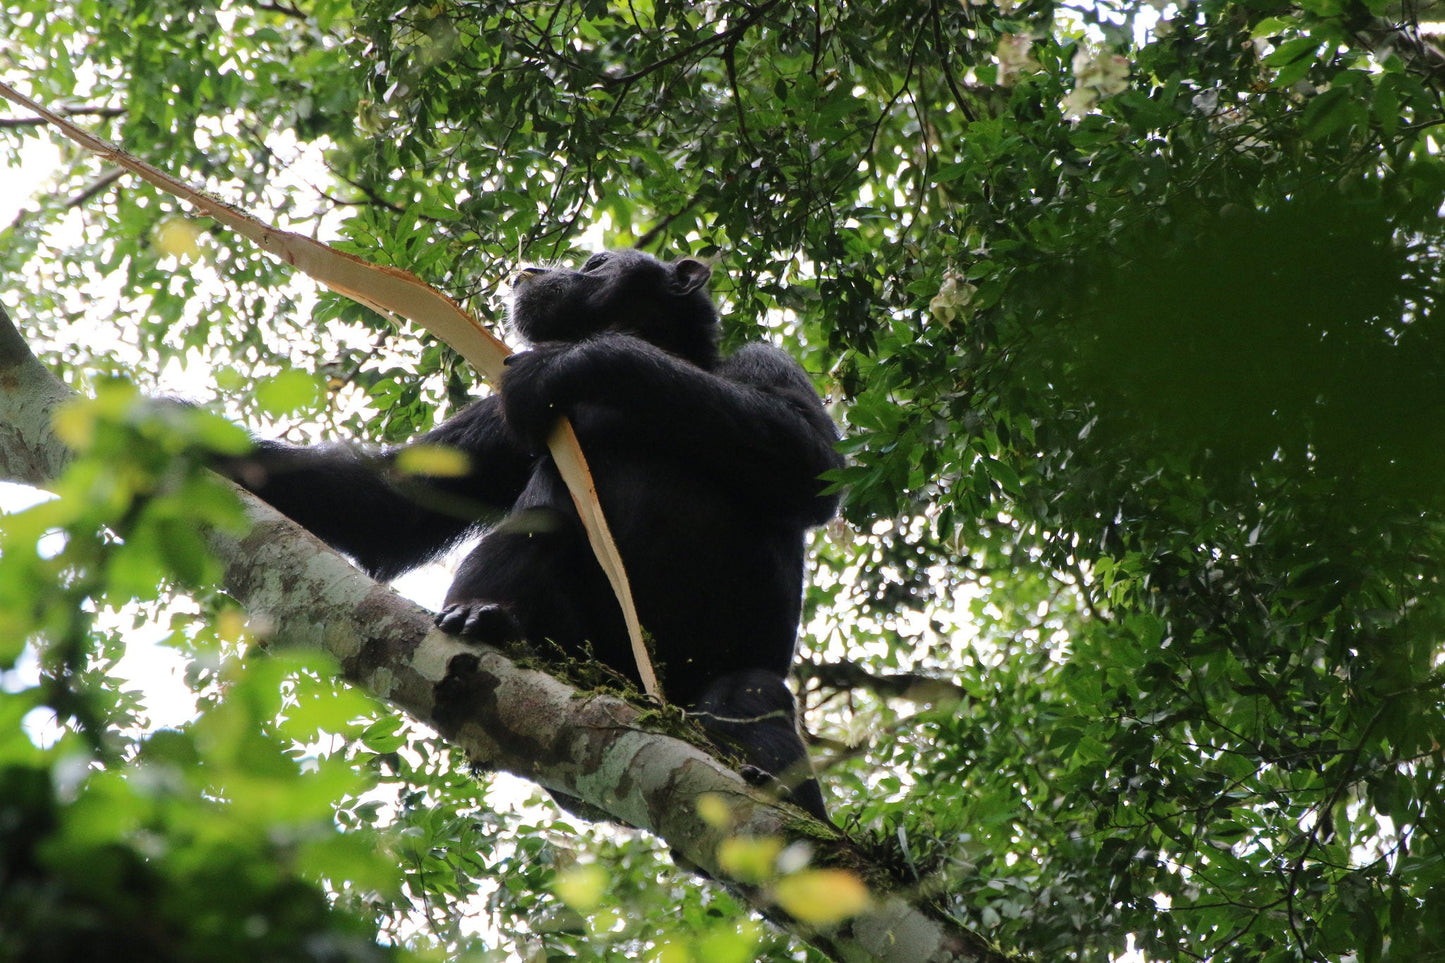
[0,300,1005,963]
[799,657,969,704]
[1349,9,1445,82]
[0,105,125,129]
[599,0,786,88]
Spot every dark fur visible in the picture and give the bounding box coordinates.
[223,249,842,820]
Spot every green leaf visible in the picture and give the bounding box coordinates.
[253,369,323,416]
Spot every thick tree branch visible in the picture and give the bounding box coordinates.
[0,301,1005,963]
[0,304,73,485]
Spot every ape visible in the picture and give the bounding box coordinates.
[222,249,843,821]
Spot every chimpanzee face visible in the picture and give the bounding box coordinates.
[509,249,716,359]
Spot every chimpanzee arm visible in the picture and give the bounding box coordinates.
[502,337,843,522]
[218,396,534,580]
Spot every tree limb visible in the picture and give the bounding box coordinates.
[1349,8,1445,82]
[0,105,125,128]
[799,657,969,705]
[0,301,1005,963]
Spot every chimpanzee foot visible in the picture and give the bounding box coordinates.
[435,601,523,645]
[738,765,834,827]
[739,764,784,793]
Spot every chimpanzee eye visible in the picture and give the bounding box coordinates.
[581,253,610,273]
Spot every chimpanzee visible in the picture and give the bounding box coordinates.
[220,249,843,821]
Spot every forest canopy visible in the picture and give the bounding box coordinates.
[3,0,1445,960]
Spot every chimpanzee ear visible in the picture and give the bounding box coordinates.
[670,258,712,295]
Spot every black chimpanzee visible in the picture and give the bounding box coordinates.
[221,249,843,821]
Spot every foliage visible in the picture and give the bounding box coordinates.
[0,387,398,961]
[5,0,1445,959]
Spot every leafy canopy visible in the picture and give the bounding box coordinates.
[4,0,1445,960]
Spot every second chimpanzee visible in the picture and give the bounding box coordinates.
[222,249,843,820]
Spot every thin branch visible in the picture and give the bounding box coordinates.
[255,0,307,19]
[1351,12,1445,83]
[798,657,968,704]
[0,105,125,129]
[929,1,979,125]
[66,168,124,210]
[600,0,786,88]
[724,42,755,152]
[4,167,123,235]
[634,192,705,250]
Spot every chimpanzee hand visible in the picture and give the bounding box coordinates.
[500,342,576,451]
[436,600,524,644]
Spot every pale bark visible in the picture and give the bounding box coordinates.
[0,302,1005,963]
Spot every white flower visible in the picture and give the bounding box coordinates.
[996,34,1039,86]
[929,273,979,327]
[1073,49,1131,97]
[1062,86,1099,118]
[1064,48,1131,117]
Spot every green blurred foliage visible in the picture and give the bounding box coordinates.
[0,390,400,960]
[5,0,1445,959]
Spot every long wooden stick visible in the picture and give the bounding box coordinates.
[0,80,661,702]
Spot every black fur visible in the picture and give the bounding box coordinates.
[223,249,843,821]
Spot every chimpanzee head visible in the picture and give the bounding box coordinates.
[509,249,720,365]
